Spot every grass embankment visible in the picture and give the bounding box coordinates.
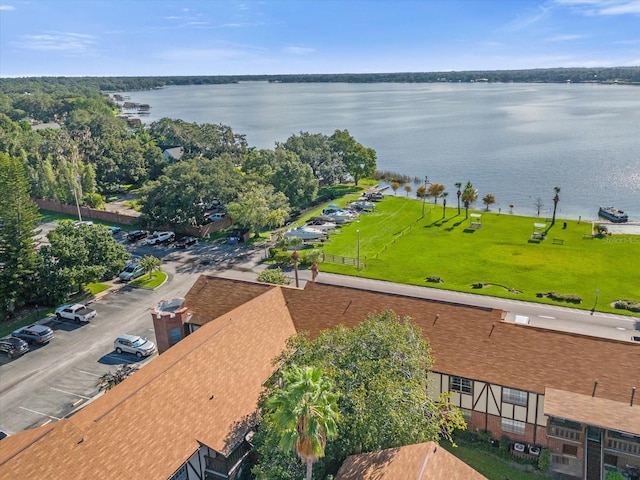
[319,196,639,315]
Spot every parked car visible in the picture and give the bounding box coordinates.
[208,212,226,221]
[145,231,175,245]
[12,324,54,345]
[107,226,122,235]
[118,263,145,281]
[175,236,197,248]
[127,230,149,242]
[114,334,157,358]
[55,303,97,323]
[73,220,94,227]
[0,337,29,359]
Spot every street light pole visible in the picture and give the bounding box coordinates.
[73,176,83,222]
[421,175,430,217]
[356,229,360,271]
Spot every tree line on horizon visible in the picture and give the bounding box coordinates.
[1,66,638,96]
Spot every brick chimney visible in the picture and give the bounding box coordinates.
[151,299,189,354]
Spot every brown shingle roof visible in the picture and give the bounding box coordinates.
[334,441,488,480]
[0,286,296,479]
[2,276,638,479]
[184,275,274,325]
[283,282,640,403]
[545,388,640,434]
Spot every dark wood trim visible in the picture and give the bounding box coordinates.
[489,384,501,417]
[473,382,487,409]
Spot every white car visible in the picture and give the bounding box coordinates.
[114,334,157,358]
[145,231,175,245]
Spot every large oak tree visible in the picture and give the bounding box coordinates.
[252,310,466,479]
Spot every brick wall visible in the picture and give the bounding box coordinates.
[36,198,235,238]
[151,306,189,354]
[35,199,140,225]
[469,411,548,447]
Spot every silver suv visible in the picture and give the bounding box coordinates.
[12,324,54,345]
[114,334,157,358]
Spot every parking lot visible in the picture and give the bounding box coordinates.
[0,223,265,435]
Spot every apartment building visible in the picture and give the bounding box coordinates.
[1,276,638,480]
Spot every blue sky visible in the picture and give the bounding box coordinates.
[1,0,639,77]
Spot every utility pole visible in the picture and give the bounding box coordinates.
[421,175,430,217]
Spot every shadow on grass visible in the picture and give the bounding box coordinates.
[528,239,542,244]
[463,228,477,234]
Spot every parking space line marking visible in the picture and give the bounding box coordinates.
[50,387,91,399]
[19,406,61,420]
[77,369,102,377]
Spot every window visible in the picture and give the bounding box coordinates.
[460,408,472,422]
[169,327,183,345]
[501,418,526,435]
[562,444,578,456]
[450,376,472,395]
[502,387,528,406]
[169,464,187,480]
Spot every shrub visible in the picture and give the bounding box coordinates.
[605,472,625,480]
[273,250,293,265]
[477,430,492,445]
[538,448,550,472]
[301,249,322,266]
[614,300,640,313]
[546,291,582,304]
[499,435,511,454]
[425,275,443,283]
[257,268,291,286]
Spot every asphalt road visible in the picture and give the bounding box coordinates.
[0,231,269,436]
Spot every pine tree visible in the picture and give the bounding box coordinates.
[0,153,41,319]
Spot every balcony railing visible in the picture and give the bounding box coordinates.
[548,425,583,442]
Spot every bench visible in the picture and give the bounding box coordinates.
[552,238,564,245]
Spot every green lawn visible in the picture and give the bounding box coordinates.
[87,282,111,296]
[131,271,167,289]
[319,196,639,315]
[442,443,548,480]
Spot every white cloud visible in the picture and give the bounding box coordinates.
[13,32,96,52]
[553,0,640,15]
[0,4,15,10]
[502,4,552,31]
[546,34,588,41]
[283,46,315,55]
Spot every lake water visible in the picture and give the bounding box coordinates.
[117,82,640,221]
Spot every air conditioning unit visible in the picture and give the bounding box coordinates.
[528,445,541,456]
[513,443,526,453]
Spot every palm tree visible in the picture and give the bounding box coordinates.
[404,184,412,197]
[267,366,340,480]
[140,255,162,279]
[461,181,477,219]
[441,191,448,218]
[455,182,462,215]
[552,187,561,224]
[391,181,400,196]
